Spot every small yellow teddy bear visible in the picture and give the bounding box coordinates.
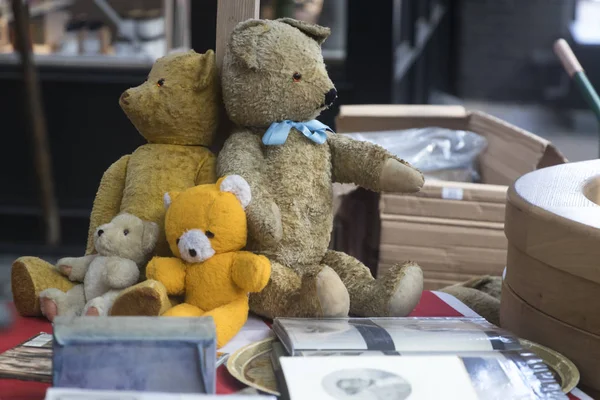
[146,175,271,348]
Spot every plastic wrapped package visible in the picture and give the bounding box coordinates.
[344,128,488,183]
[52,316,217,394]
[272,317,568,399]
[460,350,567,399]
[277,352,567,400]
[274,317,523,355]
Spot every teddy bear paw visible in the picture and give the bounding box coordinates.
[380,158,425,194]
[39,296,59,321]
[39,288,69,321]
[316,266,350,317]
[85,306,100,316]
[387,262,424,317]
[248,201,283,246]
[83,298,106,317]
[58,265,72,277]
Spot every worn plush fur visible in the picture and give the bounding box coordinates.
[217,18,425,319]
[11,50,220,317]
[148,176,270,348]
[440,275,502,326]
[39,213,159,320]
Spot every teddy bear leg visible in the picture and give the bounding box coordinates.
[11,257,76,317]
[322,250,423,317]
[249,261,349,319]
[162,303,205,317]
[84,290,120,316]
[39,285,85,321]
[109,280,172,316]
[203,297,249,349]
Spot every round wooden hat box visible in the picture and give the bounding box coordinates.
[500,159,600,394]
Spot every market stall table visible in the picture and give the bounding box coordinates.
[0,291,592,399]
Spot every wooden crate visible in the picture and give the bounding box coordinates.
[334,105,567,287]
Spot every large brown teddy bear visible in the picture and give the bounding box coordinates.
[216,18,425,319]
[12,49,220,317]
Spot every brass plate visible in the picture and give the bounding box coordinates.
[226,337,280,396]
[227,337,580,395]
[519,339,580,394]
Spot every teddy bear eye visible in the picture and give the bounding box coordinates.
[205,231,214,239]
[157,78,165,87]
[292,72,302,82]
[123,229,129,236]
[176,238,180,244]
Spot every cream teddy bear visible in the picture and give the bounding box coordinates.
[39,213,159,321]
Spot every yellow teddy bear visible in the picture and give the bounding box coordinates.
[147,175,271,348]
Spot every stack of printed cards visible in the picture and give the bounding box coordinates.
[271,317,567,400]
[272,317,521,356]
[0,332,53,383]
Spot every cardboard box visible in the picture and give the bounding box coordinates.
[333,105,567,290]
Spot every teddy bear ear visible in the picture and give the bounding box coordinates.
[195,49,217,90]
[163,191,181,210]
[219,175,252,209]
[229,19,270,70]
[141,221,160,254]
[278,18,330,45]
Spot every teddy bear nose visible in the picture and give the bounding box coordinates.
[188,249,197,257]
[324,88,337,106]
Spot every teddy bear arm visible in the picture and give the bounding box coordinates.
[218,132,283,245]
[146,256,186,296]
[194,151,217,185]
[56,255,97,282]
[103,258,140,289]
[86,155,130,255]
[217,132,268,197]
[231,252,271,293]
[328,134,424,194]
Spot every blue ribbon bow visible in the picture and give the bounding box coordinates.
[262,119,332,146]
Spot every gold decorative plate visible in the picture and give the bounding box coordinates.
[226,337,580,395]
[226,337,280,396]
[518,339,580,393]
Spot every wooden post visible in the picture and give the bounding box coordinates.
[11,0,61,246]
[211,0,260,154]
[215,0,260,70]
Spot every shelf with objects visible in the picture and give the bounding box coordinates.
[0,0,202,255]
[0,0,190,69]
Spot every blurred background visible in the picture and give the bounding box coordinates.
[0,0,599,303]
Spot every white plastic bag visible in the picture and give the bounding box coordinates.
[344,128,488,183]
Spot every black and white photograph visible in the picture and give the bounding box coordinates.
[322,368,412,400]
[279,355,479,399]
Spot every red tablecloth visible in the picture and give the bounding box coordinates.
[0,291,591,399]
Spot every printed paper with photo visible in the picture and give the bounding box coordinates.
[279,355,479,400]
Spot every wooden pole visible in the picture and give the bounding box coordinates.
[211,0,260,154]
[11,0,61,246]
[215,0,260,70]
